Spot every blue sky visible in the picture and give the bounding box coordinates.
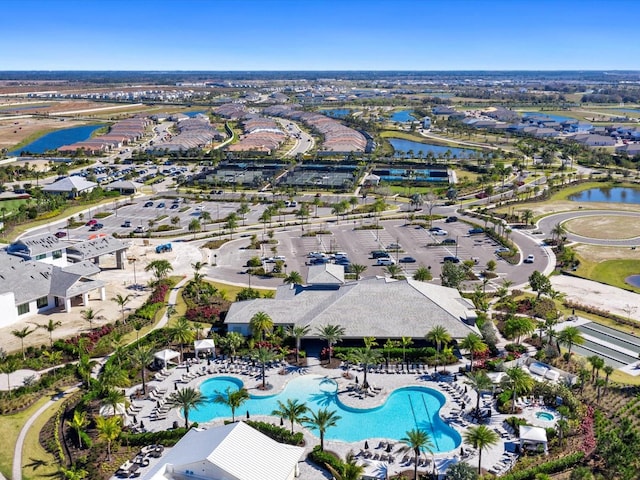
[3,0,639,71]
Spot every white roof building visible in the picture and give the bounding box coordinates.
[141,422,305,480]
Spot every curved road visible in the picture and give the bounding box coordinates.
[537,210,640,246]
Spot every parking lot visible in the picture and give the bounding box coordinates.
[210,217,530,289]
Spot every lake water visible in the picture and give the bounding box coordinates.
[568,187,640,204]
[390,110,416,122]
[9,124,104,155]
[184,111,205,117]
[388,138,476,158]
[625,275,640,288]
[0,103,51,112]
[321,109,351,118]
[522,112,574,123]
[615,109,640,114]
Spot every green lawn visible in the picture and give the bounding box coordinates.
[0,396,53,479]
[589,259,640,293]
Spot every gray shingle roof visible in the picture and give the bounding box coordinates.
[9,233,69,256]
[66,236,128,261]
[306,264,344,285]
[225,277,478,339]
[0,253,52,303]
[42,176,97,192]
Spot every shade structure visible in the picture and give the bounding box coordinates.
[154,348,180,367]
[519,425,548,454]
[194,339,216,356]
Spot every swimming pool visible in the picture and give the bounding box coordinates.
[535,411,555,421]
[190,375,461,451]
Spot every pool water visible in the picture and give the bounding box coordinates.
[190,375,461,451]
[535,411,555,421]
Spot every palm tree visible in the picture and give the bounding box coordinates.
[272,398,309,434]
[350,347,382,390]
[111,293,132,323]
[426,326,451,373]
[167,386,205,429]
[222,331,245,360]
[129,345,154,395]
[384,264,403,279]
[287,325,311,364]
[413,266,433,282]
[95,415,122,462]
[350,263,367,280]
[303,408,342,451]
[465,370,493,414]
[212,386,249,423]
[316,324,346,364]
[250,311,273,341]
[603,365,614,393]
[463,425,499,474]
[66,410,89,449]
[80,308,100,331]
[169,317,195,361]
[503,366,534,413]
[397,428,434,480]
[188,219,201,238]
[283,271,303,285]
[38,319,61,348]
[254,347,277,389]
[557,326,584,360]
[100,362,130,390]
[0,356,18,397]
[400,336,413,368]
[588,355,605,383]
[102,387,125,416]
[551,222,566,243]
[459,333,488,372]
[12,326,34,360]
[325,451,365,480]
[145,259,173,282]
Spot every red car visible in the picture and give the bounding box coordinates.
[86,219,98,226]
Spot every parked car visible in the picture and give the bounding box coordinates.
[309,257,329,265]
[86,219,98,226]
[468,228,484,235]
[308,252,328,259]
[443,256,460,263]
[428,227,442,232]
[144,201,154,207]
[495,247,510,254]
[399,256,417,263]
[371,250,390,259]
[134,226,147,233]
[121,220,132,228]
[157,202,165,208]
[387,243,402,250]
[433,230,448,236]
[54,231,67,238]
[442,238,457,245]
[89,223,104,231]
[445,216,458,223]
[376,257,396,266]
[524,254,535,263]
[170,203,179,209]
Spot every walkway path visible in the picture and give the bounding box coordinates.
[12,385,80,480]
[10,277,190,479]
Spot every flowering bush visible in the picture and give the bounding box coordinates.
[580,405,596,455]
[185,305,220,323]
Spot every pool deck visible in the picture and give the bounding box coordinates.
[121,357,523,479]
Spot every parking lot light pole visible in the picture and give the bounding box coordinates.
[455,236,459,259]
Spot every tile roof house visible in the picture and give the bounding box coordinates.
[225,275,478,341]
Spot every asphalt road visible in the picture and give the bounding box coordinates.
[537,210,640,246]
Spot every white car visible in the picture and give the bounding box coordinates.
[432,230,448,236]
[308,252,327,259]
[376,258,396,266]
[524,254,535,263]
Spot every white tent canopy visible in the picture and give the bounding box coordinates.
[194,339,216,356]
[519,425,548,454]
[154,348,180,367]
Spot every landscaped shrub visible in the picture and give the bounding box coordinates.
[245,420,304,446]
[499,451,585,480]
[308,445,344,474]
[185,305,220,323]
[120,427,189,446]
